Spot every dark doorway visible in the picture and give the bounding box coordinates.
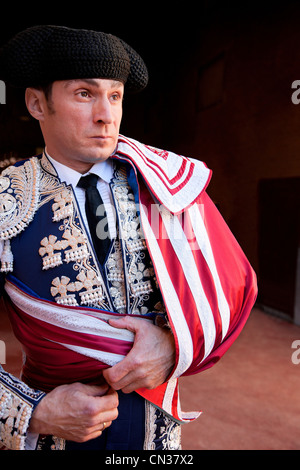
[258,177,300,321]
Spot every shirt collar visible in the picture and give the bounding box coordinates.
[45,149,114,187]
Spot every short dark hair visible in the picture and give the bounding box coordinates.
[37,82,53,102]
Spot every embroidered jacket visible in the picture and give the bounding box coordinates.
[0,135,258,449]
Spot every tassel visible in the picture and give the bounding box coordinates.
[1,239,13,272]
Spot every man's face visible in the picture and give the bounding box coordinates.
[37,78,124,172]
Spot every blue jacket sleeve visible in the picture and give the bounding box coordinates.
[0,365,45,449]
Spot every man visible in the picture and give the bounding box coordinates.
[0,25,257,450]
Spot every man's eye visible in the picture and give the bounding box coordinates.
[111,93,121,101]
[76,90,90,99]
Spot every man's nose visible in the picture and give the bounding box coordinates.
[93,97,113,124]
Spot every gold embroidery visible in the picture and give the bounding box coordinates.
[40,152,57,177]
[0,193,17,216]
[75,270,105,306]
[52,189,73,222]
[50,189,111,308]
[35,177,107,307]
[105,240,126,313]
[144,402,157,450]
[0,158,40,272]
[39,235,64,270]
[0,239,13,272]
[0,383,33,450]
[0,176,10,193]
[61,228,89,263]
[50,276,79,306]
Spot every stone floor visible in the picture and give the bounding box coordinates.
[1,306,300,450]
[179,308,300,450]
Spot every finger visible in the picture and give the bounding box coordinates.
[80,393,118,431]
[106,386,119,398]
[102,420,112,430]
[82,418,112,442]
[103,370,130,391]
[91,396,119,425]
[87,419,112,435]
[120,376,145,394]
[103,357,134,387]
[104,360,148,393]
[96,407,119,425]
[115,369,154,394]
[74,428,104,443]
[91,388,119,410]
[78,383,110,397]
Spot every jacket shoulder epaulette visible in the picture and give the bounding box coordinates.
[0,157,41,272]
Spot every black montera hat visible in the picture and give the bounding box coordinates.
[0,25,148,92]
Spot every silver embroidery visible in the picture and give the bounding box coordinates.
[39,235,64,270]
[105,239,127,313]
[76,270,105,306]
[144,401,181,450]
[61,228,89,263]
[50,276,79,306]
[144,402,157,450]
[161,418,182,450]
[111,166,166,317]
[0,383,34,450]
[34,177,111,309]
[0,158,41,274]
[0,193,17,216]
[0,158,42,272]
[52,189,74,222]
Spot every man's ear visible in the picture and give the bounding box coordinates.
[25,88,47,121]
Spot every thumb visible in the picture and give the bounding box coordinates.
[108,316,136,331]
[108,316,153,334]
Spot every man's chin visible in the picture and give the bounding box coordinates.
[83,148,116,163]
[86,140,117,161]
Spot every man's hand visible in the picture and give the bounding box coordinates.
[29,383,119,443]
[102,316,176,393]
